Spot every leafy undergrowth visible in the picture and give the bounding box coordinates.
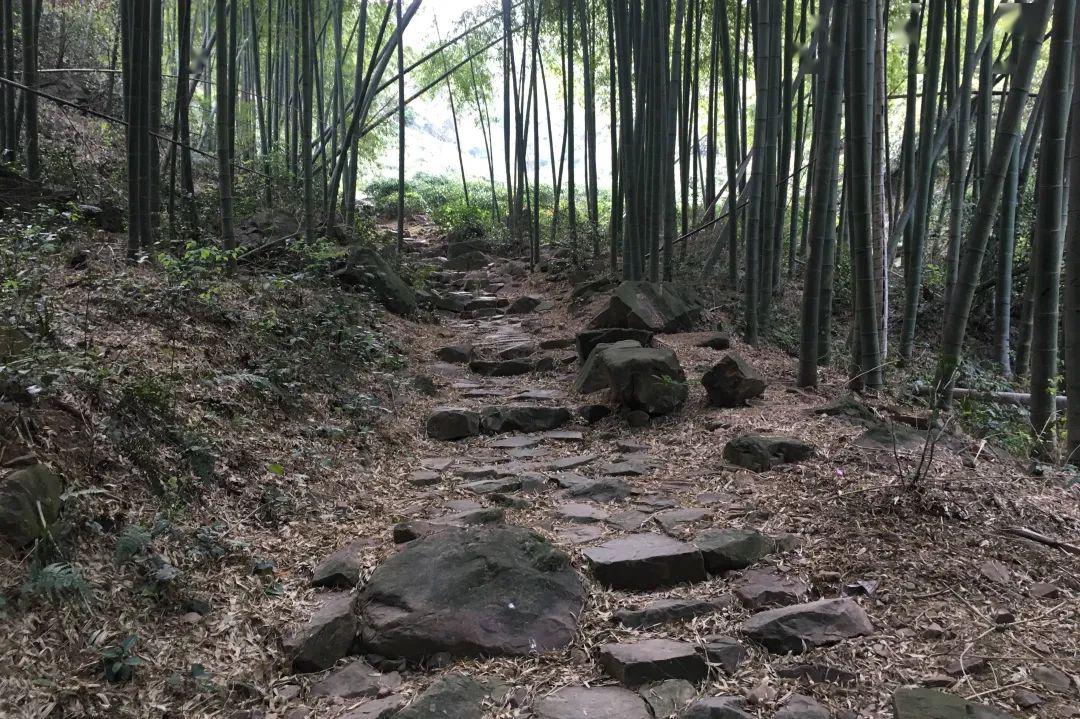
[0,202,428,716]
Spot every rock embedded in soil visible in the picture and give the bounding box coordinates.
[639,679,697,717]
[655,508,710,533]
[555,502,610,524]
[579,403,613,423]
[682,696,755,719]
[732,569,810,609]
[1030,665,1072,692]
[598,638,708,687]
[576,327,656,363]
[435,344,475,364]
[556,474,633,503]
[407,470,441,487]
[480,404,571,433]
[508,295,544,314]
[614,598,725,628]
[697,332,732,350]
[943,656,989,677]
[335,245,417,315]
[283,593,358,673]
[0,464,62,553]
[311,539,372,589]
[357,526,584,660]
[470,358,537,377]
[701,353,766,407]
[892,688,1015,719]
[340,694,407,719]
[775,694,831,719]
[722,435,815,472]
[548,454,599,471]
[396,674,507,719]
[583,533,706,590]
[426,408,481,441]
[574,339,643,394]
[464,295,509,311]
[695,528,775,571]
[602,345,689,416]
[309,660,401,699]
[1028,582,1060,599]
[699,635,746,674]
[498,342,540,359]
[740,598,873,653]
[532,686,652,719]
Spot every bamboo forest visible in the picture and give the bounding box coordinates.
[0,1,1078,717]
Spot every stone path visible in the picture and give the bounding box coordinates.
[275,241,1061,719]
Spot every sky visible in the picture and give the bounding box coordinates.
[371,0,616,190]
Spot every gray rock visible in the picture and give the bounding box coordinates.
[556,502,610,524]
[584,534,706,590]
[891,688,1014,719]
[602,345,689,416]
[607,509,653,531]
[508,295,544,314]
[741,598,873,653]
[604,459,651,476]
[533,686,651,719]
[816,394,877,424]
[701,354,766,407]
[426,408,481,441]
[396,675,506,719]
[283,593,358,673]
[435,344,474,364]
[695,528,775,572]
[1031,665,1072,692]
[311,540,371,588]
[470,358,535,377]
[576,328,655,364]
[579,404,613,423]
[481,405,571,433]
[639,679,696,717]
[699,635,745,674]
[408,470,441,487]
[336,246,417,315]
[464,295,509,311]
[556,474,633,503]
[431,291,473,313]
[732,569,809,609]
[722,435,815,472]
[357,526,585,659]
[549,454,599,471]
[392,519,456,544]
[598,638,708,687]
[775,694,830,719]
[309,660,401,698]
[340,694,407,719]
[655,508,710,532]
[574,339,643,394]
[682,696,754,719]
[445,250,491,271]
[0,464,62,553]
[615,598,723,628]
[697,332,732,350]
[498,342,540,359]
[588,282,701,333]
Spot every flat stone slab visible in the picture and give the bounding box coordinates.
[682,696,754,719]
[555,502,610,524]
[639,679,696,718]
[533,686,651,719]
[357,526,585,659]
[695,528,775,572]
[700,635,746,674]
[892,688,1014,719]
[407,470,441,487]
[549,454,599,471]
[556,525,605,545]
[481,405,571,433]
[491,435,542,449]
[556,474,633,503]
[615,598,725,628]
[732,569,809,609]
[741,598,873,653]
[309,660,401,699]
[598,638,708,687]
[396,675,506,719]
[656,508,711,532]
[584,534,706,590]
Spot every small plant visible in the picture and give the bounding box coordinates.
[21,562,90,603]
[115,524,153,563]
[100,635,143,683]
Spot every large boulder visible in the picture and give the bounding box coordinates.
[892,688,1014,719]
[573,339,642,395]
[283,593,359,673]
[336,246,417,315]
[480,405,571,433]
[701,354,766,407]
[722,435,815,472]
[602,345,688,416]
[740,598,873,653]
[356,526,585,659]
[588,282,701,333]
[576,328,654,364]
[0,464,62,554]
